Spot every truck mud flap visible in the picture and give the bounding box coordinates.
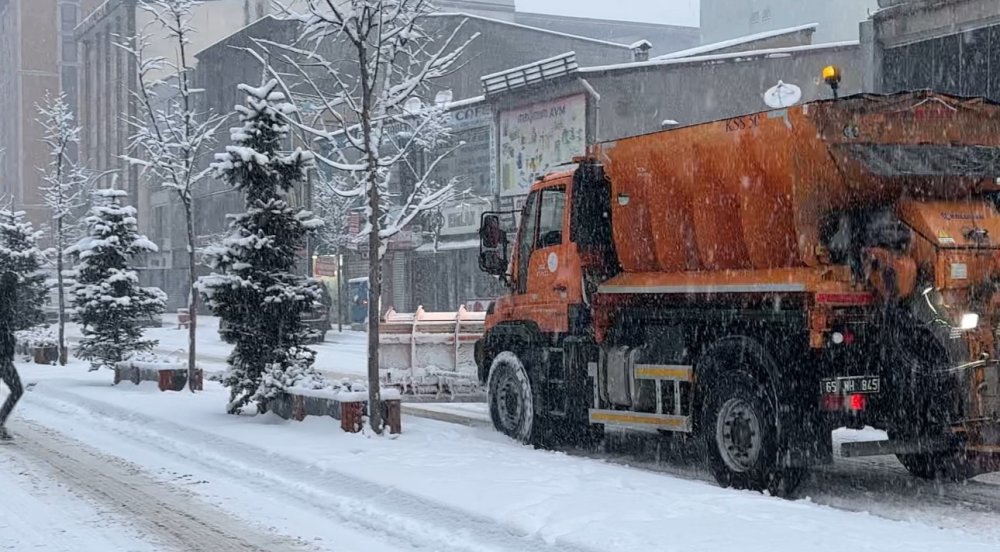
[840,436,955,458]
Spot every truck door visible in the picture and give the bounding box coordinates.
[511,184,580,333]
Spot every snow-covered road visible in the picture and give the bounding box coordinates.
[6,361,1000,552]
[1,420,307,552]
[0,440,156,552]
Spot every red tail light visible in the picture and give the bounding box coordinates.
[821,394,843,411]
[848,393,866,411]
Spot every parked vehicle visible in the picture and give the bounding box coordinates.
[475,89,1000,493]
[348,277,369,329]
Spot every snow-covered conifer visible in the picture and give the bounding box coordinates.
[0,209,50,330]
[67,190,166,370]
[198,79,324,415]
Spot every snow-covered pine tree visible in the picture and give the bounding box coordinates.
[67,189,167,371]
[0,209,50,330]
[198,79,323,415]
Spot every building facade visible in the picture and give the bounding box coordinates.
[485,41,863,220]
[191,9,692,314]
[863,0,1000,101]
[76,0,286,309]
[0,0,100,235]
[701,0,877,43]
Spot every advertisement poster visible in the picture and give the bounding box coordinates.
[498,94,586,197]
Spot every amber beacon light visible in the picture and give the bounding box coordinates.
[822,65,842,99]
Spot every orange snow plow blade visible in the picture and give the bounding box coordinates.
[378,306,486,401]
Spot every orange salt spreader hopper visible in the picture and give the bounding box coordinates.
[596,90,1000,290]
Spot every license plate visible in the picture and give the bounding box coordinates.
[821,376,881,394]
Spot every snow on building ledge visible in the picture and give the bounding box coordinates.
[581,40,860,76]
[654,23,820,61]
[429,12,632,49]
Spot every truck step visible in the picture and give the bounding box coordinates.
[634,364,693,382]
[589,409,692,432]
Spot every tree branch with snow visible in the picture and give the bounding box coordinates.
[117,0,227,389]
[266,0,478,433]
[36,92,92,366]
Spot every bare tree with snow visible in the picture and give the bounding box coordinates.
[119,0,226,390]
[37,93,90,366]
[266,0,477,432]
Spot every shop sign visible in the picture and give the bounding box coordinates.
[498,94,586,197]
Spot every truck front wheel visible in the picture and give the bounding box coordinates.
[488,351,536,444]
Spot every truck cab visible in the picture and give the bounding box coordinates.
[480,171,588,341]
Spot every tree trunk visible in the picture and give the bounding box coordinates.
[185,200,198,392]
[359,43,382,434]
[56,216,67,365]
[337,249,343,333]
[366,187,382,433]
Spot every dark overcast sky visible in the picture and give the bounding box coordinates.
[516,0,700,26]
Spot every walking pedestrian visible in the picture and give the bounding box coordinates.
[0,271,22,440]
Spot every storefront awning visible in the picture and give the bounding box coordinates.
[415,238,481,253]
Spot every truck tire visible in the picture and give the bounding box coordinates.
[488,351,537,445]
[896,452,970,480]
[701,366,802,495]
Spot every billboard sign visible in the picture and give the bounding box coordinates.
[498,94,586,197]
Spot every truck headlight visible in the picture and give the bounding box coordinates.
[960,313,980,330]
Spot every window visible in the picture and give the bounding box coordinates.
[750,10,760,24]
[153,206,166,241]
[61,65,78,112]
[62,38,77,62]
[762,7,772,21]
[515,192,538,293]
[536,187,566,249]
[60,4,77,31]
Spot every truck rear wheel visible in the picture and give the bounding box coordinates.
[488,352,537,444]
[701,365,802,495]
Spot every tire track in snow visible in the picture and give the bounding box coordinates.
[25,385,596,552]
[6,420,309,552]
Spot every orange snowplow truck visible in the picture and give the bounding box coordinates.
[475,90,1000,493]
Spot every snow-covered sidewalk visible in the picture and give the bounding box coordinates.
[9,361,1000,552]
[63,316,369,379]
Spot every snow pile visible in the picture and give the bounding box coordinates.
[122,351,186,371]
[286,375,401,402]
[14,325,56,348]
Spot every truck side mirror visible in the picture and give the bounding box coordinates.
[479,214,508,276]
